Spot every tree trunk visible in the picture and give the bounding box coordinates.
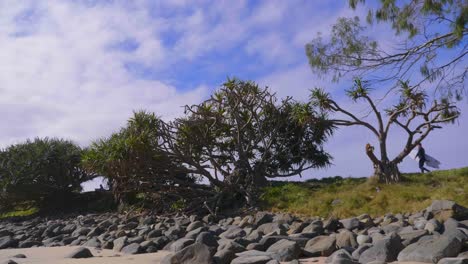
[374,161,401,183]
[365,143,401,183]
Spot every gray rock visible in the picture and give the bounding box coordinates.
[303,235,336,257]
[186,221,204,232]
[214,248,237,264]
[255,212,273,226]
[161,242,214,264]
[257,223,286,235]
[438,258,468,264]
[102,240,113,249]
[324,218,342,233]
[427,200,468,221]
[196,232,218,248]
[82,237,100,248]
[398,235,462,263]
[165,238,194,252]
[87,227,103,237]
[266,239,301,261]
[231,255,272,264]
[359,233,404,263]
[273,214,294,225]
[246,230,263,243]
[259,236,284,249]
[325,249,356,264]
[382,223,401,234]
[127,236,143,244]
[152,236,170,249]
[340,218,360,231]
[3,260,17,264]
[399,229,428,246]
[351,243,372,260]
[287,222,308,234]
[147,229,162,238]
[217,240,245,253]
[18,240,41,248]
[121,243,142,254]
[113,236,128,251]
[336,230,358,249]
[185,227,207,239]
[11,254,26,258]
[0,236,18,249]
[357,235,371,245]
[220,226,246,239]
[164,225,185,239]
[246,243,265,251]
[426,219,443,233]
[302,221,324,235]
[66,247,93,258]
[414,218,428,230]
[72,227,91,237]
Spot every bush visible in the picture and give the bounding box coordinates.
[82,111,203,212]
[0,138,92,211]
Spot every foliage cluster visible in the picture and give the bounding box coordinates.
[0,138,93,212]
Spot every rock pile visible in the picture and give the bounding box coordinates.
[0,200,466,264]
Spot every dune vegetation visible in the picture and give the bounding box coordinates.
[261,167,468,218]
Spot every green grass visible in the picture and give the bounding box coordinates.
[0,207,38,219]
[261,167,468,218]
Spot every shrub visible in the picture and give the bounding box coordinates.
[0,138,92,211]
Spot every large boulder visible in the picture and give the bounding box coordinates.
[302,221,324,236]
[113,236,127,251]
[196,232,218,248]
[232,251,274,264]
[165,238,194,252]
[121,243,142,255]
[438,258,468,264]
[161,242,214,264]
[255,212,273,226]
[220,226,246,240]
[257,223,286,235]
[303,235,336,257]
[325,249,358,264]
[0,236,18,249]
[66,247,93,258]
[336,230,358,249]
[398,229,428,246]
[231,255,272,264]
[398,235,463,263]
[359,233,404,263]
[427,200,468,221]
[340,218,360,231]
[266,239,301,261]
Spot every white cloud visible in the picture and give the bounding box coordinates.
[0,0,206,148]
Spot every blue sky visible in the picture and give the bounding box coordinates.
[0,0,466,190]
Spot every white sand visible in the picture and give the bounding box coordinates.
[0,246,170,264]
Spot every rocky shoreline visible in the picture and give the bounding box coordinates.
[0,200,467,264]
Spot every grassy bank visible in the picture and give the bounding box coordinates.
[261,167,468,218]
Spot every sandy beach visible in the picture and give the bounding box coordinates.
[0,246,334,264]
[0,246,437,264]
[0,246,170,264]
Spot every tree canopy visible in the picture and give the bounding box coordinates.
[0,138,92,211]
[307,0,467,97]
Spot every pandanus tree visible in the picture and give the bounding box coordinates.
[160,78,334,209]
[310,79,459,183]
[82,111,209,212]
